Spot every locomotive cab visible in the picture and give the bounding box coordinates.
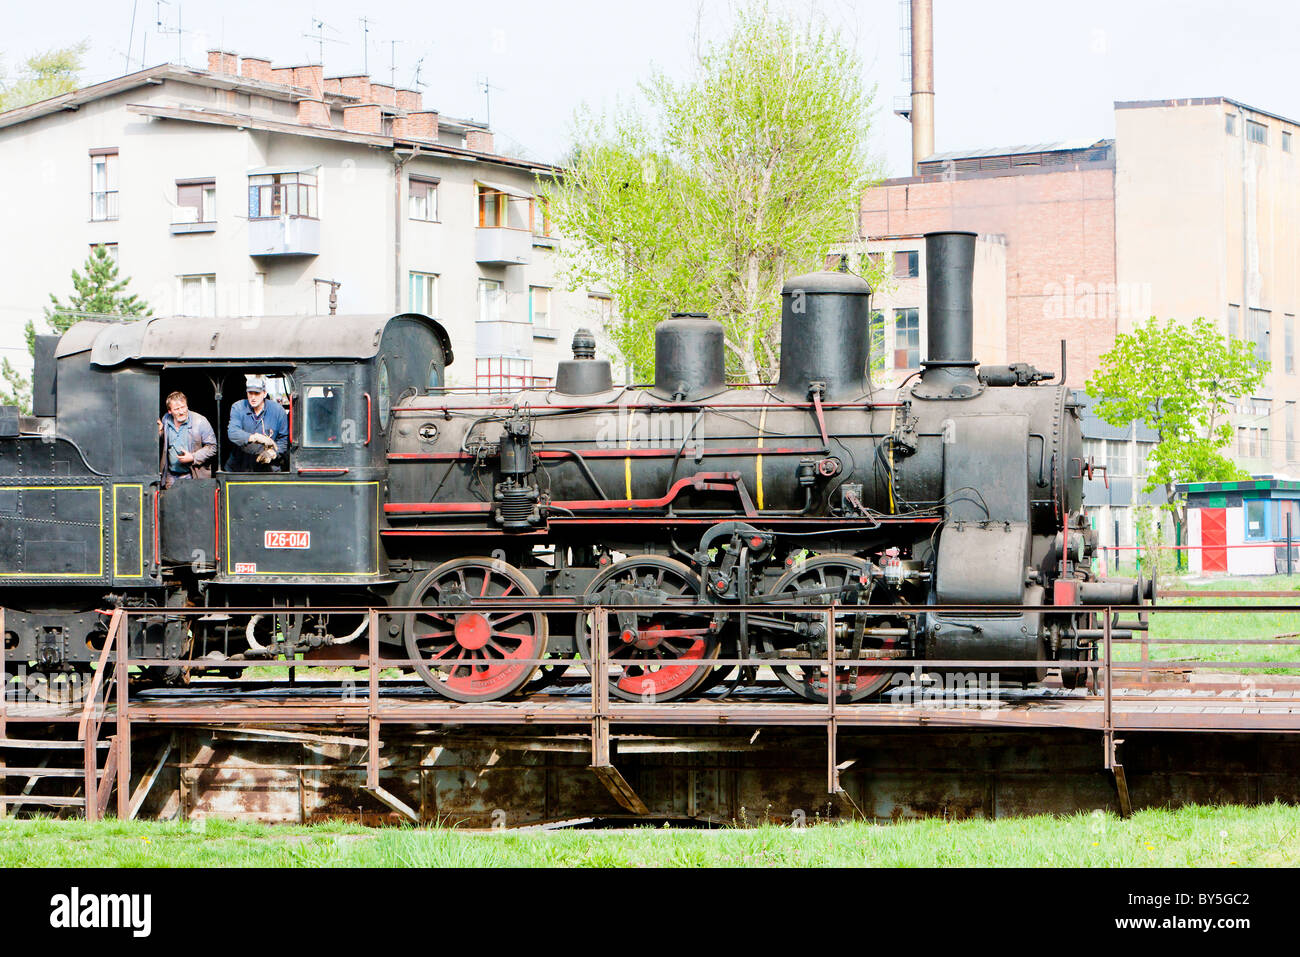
[0,312,452,678]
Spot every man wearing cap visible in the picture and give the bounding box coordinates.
[226,375,289,471]
[157,391,217,488]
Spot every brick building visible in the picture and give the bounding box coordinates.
[864,98,1300,548]
[860,139,1119,386]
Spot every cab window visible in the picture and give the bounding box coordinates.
[303,384,345,447]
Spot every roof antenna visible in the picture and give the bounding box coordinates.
[302,17,345,74]
[358,16,377,75]
[124,0,139,73]
[475,74,504,127]
[388,39,402,88]
[154,0,191,67]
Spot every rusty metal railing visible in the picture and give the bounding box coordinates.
[4,595,1300,822]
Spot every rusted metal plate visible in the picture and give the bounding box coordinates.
[76,728,1300,827]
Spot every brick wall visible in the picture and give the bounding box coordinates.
[861,166,1117,385]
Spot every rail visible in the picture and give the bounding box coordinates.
[4,595,1300,821]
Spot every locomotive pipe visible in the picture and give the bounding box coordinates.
[918,230,980,398]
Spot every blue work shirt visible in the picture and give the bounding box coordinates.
[226,398,289,471]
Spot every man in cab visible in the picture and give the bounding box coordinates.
[226,375,289,471]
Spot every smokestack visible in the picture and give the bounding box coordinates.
[910,0,935,175]
[917,230,979,398]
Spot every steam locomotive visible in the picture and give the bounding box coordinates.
[0,230,1146,703]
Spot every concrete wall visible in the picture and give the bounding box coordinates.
[1115,99,1300,477]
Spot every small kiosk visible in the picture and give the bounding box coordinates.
[1179,479,1300,575]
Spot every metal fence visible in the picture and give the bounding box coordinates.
[3,595,1300,822]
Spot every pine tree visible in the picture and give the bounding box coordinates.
[31,244,150,346]
[2,245,151,412]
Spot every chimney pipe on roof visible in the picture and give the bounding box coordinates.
[466,130,495,154]
[240,57,273,83]
[207,50,238,76]
[910,0,935,175]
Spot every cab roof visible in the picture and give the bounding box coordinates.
[56,313,453,367]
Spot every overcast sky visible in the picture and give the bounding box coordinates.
[6,0,1300,176]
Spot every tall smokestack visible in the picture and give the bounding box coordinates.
[917,230,979,399]
[910,0,935,175]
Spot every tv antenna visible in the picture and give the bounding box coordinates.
[387,39,402,88]
[411,56,428,91]
[154,0,191,67]
[358,16,377,74]
[124,0,140,73]
[476,74,504,127]
[302,17,345,74]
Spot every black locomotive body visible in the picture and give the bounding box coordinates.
[0,231,1142,703]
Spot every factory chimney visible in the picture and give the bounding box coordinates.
[909,0,935,175]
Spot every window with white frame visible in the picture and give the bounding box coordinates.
[893,308,920,368]
[175,178,216,224]
[409,176,439,221]
[178,274,217,317]
[588,294,613,326]
[409,272,439,315]
[90,149,118,221]
[1105,440,1132,478]
[1247,308,1271,364]
[532,195,552,236]
[529,286,551,325]
[479,279,503,323]
[90,243,118,265]
[248,170,317,218]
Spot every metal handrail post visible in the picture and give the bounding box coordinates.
[115,611,130,818]
[591,606,609,767]
[1103,606,1113,768]
[366,609,379,791]
[826,604,838,795]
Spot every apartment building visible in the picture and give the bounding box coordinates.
[0,51,610,388]
[1115,98,1300,478]
[863,99,1300,547]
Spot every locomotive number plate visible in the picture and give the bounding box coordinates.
[264,530,311,549]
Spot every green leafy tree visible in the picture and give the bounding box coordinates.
[2,246,150,412]
[1085,316,1267,534]
[0,360,29,411]
[0,42,86,112]
[547,3,883,382]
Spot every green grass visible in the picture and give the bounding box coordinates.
[1112,574,1300,674]
[2,803,1299,866]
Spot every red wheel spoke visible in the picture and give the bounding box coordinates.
[488,611,526,628]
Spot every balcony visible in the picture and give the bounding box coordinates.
[476,319,535,360]
[475,227,532,267]
[249,216,320,257]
